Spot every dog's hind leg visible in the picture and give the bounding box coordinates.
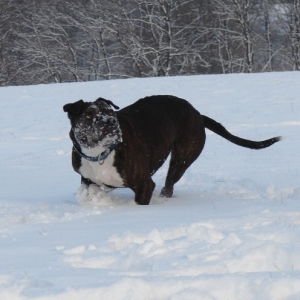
[160,154,193,198]
[160,133,205,198]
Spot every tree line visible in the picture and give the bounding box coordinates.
[0,0,299,86]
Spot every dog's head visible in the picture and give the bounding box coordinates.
[63,97,122,148]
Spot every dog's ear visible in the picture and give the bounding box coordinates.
[63,100,84,114]
[95,97,120,110]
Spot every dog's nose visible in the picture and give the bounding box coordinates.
[86,107,98,119]
[102,116,116,124]
[107,117,116,124]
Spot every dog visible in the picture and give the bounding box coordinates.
[63,95,281,205]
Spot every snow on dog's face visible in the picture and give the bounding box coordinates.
[63,98,122,148]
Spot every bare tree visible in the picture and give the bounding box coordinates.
[0,0,14,85]
[109,0,210,77]
[277,0,300,70]
[1,0,299,86]
[258,0,275,71]
[63,0,128,81]
[212,0,260,73]
[13,1,86,84]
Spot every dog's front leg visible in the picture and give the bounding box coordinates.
[81,176,95,187]
[77,176,112,205]
[77,176,97,203]
[132,179,155,205]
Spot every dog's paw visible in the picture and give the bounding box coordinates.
[160,187,173,198]
[76,184,114,206]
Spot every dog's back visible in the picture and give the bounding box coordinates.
[117,95,205,145]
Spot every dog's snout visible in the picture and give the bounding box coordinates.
[108,117,116,124]
[86,106,99,119]
[102,116,116,124]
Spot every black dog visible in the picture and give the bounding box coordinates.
[63,95,281,205]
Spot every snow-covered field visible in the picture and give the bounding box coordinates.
[0,72,299,299]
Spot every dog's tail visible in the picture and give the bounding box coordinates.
[202,115,282,149]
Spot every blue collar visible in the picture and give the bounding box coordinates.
[73,143,116,164]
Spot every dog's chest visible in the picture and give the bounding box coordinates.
[79,151,124,187]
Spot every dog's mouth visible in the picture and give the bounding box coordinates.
[73,115,122,149]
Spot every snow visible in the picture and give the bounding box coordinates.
[0,71,300,299]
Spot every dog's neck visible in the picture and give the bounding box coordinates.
[79,136,117,157]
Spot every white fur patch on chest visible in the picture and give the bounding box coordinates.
[79,150,124,188]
